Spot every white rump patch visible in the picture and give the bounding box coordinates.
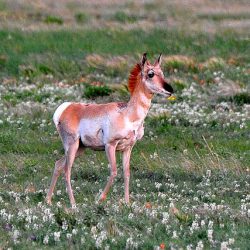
[53,102,72,126]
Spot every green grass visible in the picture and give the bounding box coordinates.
[0,29,249,77]
[83,84,113,99]
[0,11,250,248]
[44,15,64,25]
[74,12,88,23]
[112,11,138,23]
[0,118,249,248]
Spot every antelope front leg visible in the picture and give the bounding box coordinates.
[100,142,118,201]
[123,147,132,204]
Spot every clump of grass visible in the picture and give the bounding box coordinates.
[75,12,88,23]
[162,55,198,73]
[19,63,54,80]
[197,12,250,21]
[0,54,7,69]
[112,11,138,23]
[85,54,105,69]
[105,56,130,77]
[85,54,130,77]
[54,208,76,230]
[83,84,112,99]
[218,92,250,106]
[19,65,38,79]
[202,57,226,70]
[33,56,81,79]
[44,15,64,25]
[171,79,186,92]
[37,64,54,75]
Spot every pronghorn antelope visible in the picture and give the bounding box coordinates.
[46,53,173,207]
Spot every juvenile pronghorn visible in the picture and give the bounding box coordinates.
[46,53,173,207]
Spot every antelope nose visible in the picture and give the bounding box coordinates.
[164,82,174,94]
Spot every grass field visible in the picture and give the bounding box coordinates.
[0,0,250,249]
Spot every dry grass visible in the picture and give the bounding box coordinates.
[0,0,249,34]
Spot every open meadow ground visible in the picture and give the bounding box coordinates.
[0,0,250,249]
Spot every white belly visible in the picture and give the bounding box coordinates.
[78,117,144,150]
[79,118,104,147]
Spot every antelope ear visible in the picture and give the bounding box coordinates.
[154,53,162,66]
[141,52,147,68]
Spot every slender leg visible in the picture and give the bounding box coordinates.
[46,157,66,205]
[123,147,132,203]
[64,140,79,208]
[100,143,118,201]
[46,146,84,206]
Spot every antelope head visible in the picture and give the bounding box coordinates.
[140,53,173,97]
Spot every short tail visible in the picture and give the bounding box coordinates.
[53,102,72,127]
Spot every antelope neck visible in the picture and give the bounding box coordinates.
[126,79,153,122]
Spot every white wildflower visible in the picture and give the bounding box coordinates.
[207,229,213,243]
[95,231,107,248]
[196,241,204,250]
[72,228,78,235]
[54,231,61,242]
[221,241,229,250]
[172,231,178,239]
[128,213,134,219]
[66,233,72,239]
[62,220,68,231]
[155,182,162,189]
[43,235,49,245]
[13,230,20,244]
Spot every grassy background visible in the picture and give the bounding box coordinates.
[0,0,250,249]
[0,29,249,77]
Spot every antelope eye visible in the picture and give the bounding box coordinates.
[148,70,154,78]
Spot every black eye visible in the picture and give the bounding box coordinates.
[148,71,154,78]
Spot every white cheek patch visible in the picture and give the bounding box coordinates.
[145,79,163,94]
[53,102,72,126]
[145,80,156,92]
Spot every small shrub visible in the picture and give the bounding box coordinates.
[83,84,112,99]
[113,11,137,23]
[219,92,250,106]
[38,64,54,75]
[19,65,38,79]
[172,79,186,92]
[232,93,250,105]
[44,15,63,25]
[54,208,76,229]
[75,12,88,23]
[0,55,7,69]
